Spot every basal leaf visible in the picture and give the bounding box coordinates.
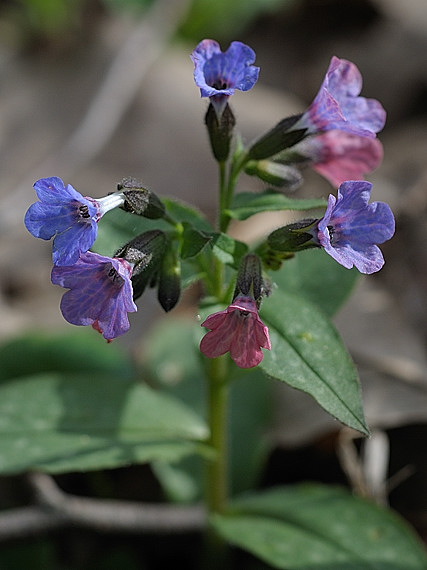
[226,190,326,221]
[0,373,209,474]
[259,289,368,435]
[0,330,133,383]
[212,484,427,569]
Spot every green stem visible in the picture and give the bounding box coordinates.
[203,354,230,567]
[218,160,227,232]
[220,150,249,233]
[206,355,229,514]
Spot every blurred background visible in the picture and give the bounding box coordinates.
[0,0,427,567]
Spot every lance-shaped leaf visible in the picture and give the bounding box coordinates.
[211,233,249,269]
[212,484,427,570]
[259,289,368,435]
[226,190,326,221]
[0,373,210,475]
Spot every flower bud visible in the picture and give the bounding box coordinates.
[117,177,165,219]
[115,230,166,300]
[158,241,181,312]
[205,102,236,162]
[247,114,307,161]
[267,219,318,252]
[245,160,303,190]
[233,253,270,305]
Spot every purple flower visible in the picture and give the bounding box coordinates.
[25,177,125,266]
[191,39,259,117]
[200,295,271,368]
[51,251,137,340]
[313,180,395,274]
[297,56,386,138]
[296,130,383,187]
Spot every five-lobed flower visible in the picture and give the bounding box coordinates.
[296,56,386,138]
[51,251,137,341]
[191,39,259,118]
[25,176,125,266]
[200,295,271,369]
[311,180,395,274]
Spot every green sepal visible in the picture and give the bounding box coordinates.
[118,176,165,219]
[205,101,236,162]
[267,219,319,252]
[247,114,307,160]
[158,239,181,312]
[115,230,166,301]
[245,159,302,189]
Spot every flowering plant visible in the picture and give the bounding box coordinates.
[18,40,427,570]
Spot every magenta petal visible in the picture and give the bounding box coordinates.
[200,296,271,369]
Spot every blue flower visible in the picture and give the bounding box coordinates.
[297,57,386,138]
[313,180,395,274]
[51,251,137,340]
[191,39,259,116]
[25,177,125,266]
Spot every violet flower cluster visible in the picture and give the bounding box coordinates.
[25,176,136,340]
[25,39,395,368]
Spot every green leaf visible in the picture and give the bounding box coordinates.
[259,289,368,435]
[226,190,327,221]
[271,248,359,317]
[93,197,213,258]
[93,207,170,257]
[0,373,210,474]
[181,222,212,259]
[0,330,134,383]
[163,198,213,233]
[211,233,249,268]
[144,316,273,498]
[212,484,427,569]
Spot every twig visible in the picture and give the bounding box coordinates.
[0,506,67,541]
[25,471,206,535]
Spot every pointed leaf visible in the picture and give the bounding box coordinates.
[0,330,133,383]
[226,190,326,221]
[259,289,368,435]
[211,233,248,268]
[163,198,214,233]
[271,249,359,317]
[212,484,427,569]
[0,373,209,474]
[181,222,212,259]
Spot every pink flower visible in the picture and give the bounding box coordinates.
[200,296,271,368]
[297,56,386,138]
[299,130,383,187]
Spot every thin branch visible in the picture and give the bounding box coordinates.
[24,471,206,535]
[0,506,67,541]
